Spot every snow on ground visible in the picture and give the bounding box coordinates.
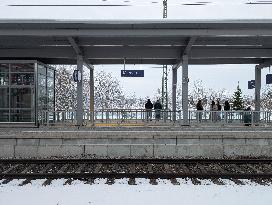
[0,178,272,205]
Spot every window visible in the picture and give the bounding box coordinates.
[0,88,9,108]
[10,88,33,108]
[11,73,34,85]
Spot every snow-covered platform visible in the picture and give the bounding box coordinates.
[1,127,272,159]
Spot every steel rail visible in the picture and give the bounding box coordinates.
[0,158,272,164]
[1,172,272,179]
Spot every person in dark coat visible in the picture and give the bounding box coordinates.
[211,100,217,122]
[196,100,203,123]
[154,100,162,120]
[224,101,230,111]
[216,100,222,121]
[145,99,153,121]
[244,106,252,126]
[224,101,231,123]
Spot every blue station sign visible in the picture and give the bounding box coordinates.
[266,74,272,84]
[248,80,255,89]
[121,70,144,77]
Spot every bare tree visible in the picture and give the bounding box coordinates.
[261,85,272,110]
[55,65,77,110]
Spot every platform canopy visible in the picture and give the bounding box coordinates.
[0,19,272,66]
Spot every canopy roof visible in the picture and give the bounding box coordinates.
[0,19,272,65]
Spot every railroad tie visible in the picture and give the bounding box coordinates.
[57,164,70,174]
[128,163,136,185]
[148,164,158,185]
[2,164,20,174]
[74,163,86,173]
[39,163,53,174]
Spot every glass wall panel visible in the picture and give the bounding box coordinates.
[11,73,34,86]
[0,73,9,85]
[0,62,55,123]
[0,88,9,108]
[47,69,54,77]
[38,86,47,110]
[0,64,9,72]
[10,63,34,72]
[47,88,54,109]
[10,88,33,108]
[47,77,54,88]
[10,110,33,122]
[38,64,46,75]
[38,74,46,87]
[0,110,9,122]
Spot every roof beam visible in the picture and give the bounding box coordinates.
[0,57,263,65]
[1,29,272,37]
[1,36,272,47]
[256,59,272,69]
[173,37,197,69]
[0,47,272,59]
[68,37,94,70]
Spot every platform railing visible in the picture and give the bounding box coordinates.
[38,109,272,126]
[38,109,182,126]
[189,110,272,126]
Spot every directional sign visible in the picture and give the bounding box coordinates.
[266,74,272,84]
[121,70,144,77]
[248,80,255,89]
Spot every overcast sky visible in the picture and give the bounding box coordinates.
[1,0,272,98]
[94,64,272,98]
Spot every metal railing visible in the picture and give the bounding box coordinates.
[38,109,182,126]
[189,110,272,126]
[38,109,272,126]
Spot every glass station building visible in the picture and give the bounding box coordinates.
[0,61,55,125]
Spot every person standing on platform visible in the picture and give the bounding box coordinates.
[145,99,153,121]
[224,100,231,123]
[211,100,218,122]
[216,100,222,121]
[224,101,230,111]
[154,100,163,121]
[196,99,204,123]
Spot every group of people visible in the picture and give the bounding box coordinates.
[196,99,231,122]
[145,99,162,121]
[196,99,230,112]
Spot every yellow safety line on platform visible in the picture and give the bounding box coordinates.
[93,123,145,127]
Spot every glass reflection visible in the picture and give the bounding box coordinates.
[0,110,9,122]
[10,88,32,108]
[0,88,9,108]
[47,77,54,88]
[0,73,9,85]
[38,74,46,87]
[10,110,33,122]
[0,64,9,72]
[11,73,34,85]
[11,64,34,72]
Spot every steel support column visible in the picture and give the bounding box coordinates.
[76,55,84,126]
[172,67,177,121]
[89,67,94,123]
[182,55,189,125]
[255,65,261,122]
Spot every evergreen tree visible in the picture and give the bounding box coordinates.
[232,84,244,110]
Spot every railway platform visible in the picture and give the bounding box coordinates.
[1,126,272,159]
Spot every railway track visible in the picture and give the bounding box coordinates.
[0,159,272,180]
